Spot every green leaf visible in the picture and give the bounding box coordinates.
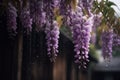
[56,16,63,28]
[106,1,116,7]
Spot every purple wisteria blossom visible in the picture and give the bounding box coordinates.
[44,0,60,62]
[91,13,102,44]
[113,33,120,47]
[79,0,94,15]
[45,21,60,62]
[30,0,46,31]
[6,3,17,35]
[20,7,32,34]
[101,29,113,60]
[70,5,93,69]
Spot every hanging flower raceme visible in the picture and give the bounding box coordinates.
[30,0,46,31]
[92,13,102,31]
[70,6,93,69]
[101,29,113,60]
[45,21,60,62]
[59,0,67,16]
[44,0,60,62]
[113,33,120,47]
[90,13,102,44]
[6,3,17,35]
[79,0,94,15]
[59,0,71,26]
[20,7,32,34]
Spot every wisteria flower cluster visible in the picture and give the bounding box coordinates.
[20,7,32,34]
[3,0,120,68]
[30,0,46,31]
[69,5,93,68]
[6,3,17,35]
[113,33,120,47]
[91,13,102,44]
[101,29,113,60]
[45,21,60,62]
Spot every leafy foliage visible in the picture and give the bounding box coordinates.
[93,0,120,34]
